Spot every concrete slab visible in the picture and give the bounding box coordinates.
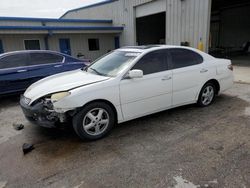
[233,66,250,84]
[0,83,249,187]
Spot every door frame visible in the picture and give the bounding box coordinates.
[114,36,120,49]
[0,39,4,54]
[119,49,173,120]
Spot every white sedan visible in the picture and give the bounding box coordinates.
[20,45,234,140]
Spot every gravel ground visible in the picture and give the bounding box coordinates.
[0,83,249,188]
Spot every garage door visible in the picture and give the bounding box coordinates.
[136,0,166,18]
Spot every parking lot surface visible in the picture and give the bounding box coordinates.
[0,83,249,188]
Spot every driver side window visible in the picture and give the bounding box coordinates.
[132,50,168,75]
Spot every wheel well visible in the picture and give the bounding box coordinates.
[80,99,118,123]
[205,79,220,95]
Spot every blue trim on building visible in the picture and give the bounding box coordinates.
[0,25,123,31]
[60,0,118,18]
[0,16,112,23]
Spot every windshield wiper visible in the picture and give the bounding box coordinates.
[82,65,89,71]
[89,68,107,76]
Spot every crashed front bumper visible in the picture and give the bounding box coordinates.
[20,95,66,128]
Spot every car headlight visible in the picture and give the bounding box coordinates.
[51,92,70,103]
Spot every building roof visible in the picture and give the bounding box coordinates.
[60,0,118,18]
[0,16,112,23]
[0,9,123,34]
[0,25,123,31]
[0,16,123,34]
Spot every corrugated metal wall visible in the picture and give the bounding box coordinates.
[166,0,211,51]
[48,33,115,60]
[0,34,46,51]
[0,18,119,60]
[63,0,212,52]
[62,0,153,46]
[0,33,115,60]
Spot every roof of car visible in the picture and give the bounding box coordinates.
[118,45,208,53]
[117,45,160,53]
[0,50,63,56]
[116,45,215,60]
[0,50,80,59]
[121,45,164,50]
[117,45,179,53]
[0,50,87,61]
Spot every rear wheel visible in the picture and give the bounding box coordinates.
[72,102,115,140]
[197,82,216,107]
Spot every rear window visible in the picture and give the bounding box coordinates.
[29,53,63,66]
[0,53,28,69]
[169,48,203,69]
[65,56,81,62]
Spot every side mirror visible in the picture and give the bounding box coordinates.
[128,69,143,79]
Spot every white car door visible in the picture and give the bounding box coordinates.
[169,48,206,106]
[119,50,173,120]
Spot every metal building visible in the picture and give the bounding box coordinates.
[61,0,212,52]
[62,0,250,59]
[0,0,249,61]
[0,17,123,60]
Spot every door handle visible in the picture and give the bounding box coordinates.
[162,75,172,81]
[200,68,208,73]
[17,69,27,73]
[54,65,62,68]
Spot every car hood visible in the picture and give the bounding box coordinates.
[24,69,109,102]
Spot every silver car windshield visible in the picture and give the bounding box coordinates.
[85,51,140,77]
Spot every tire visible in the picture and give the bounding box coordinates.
[72,102,115,141]
[197,82,216,107]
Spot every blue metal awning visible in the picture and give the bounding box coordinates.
[0,16,113,23]
[0,25,123,31]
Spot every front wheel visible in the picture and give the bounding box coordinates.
[197,83,216,107]
[72,102,115,141]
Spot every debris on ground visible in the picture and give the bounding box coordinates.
[209,145,224,151]
[12,123,24,131]
[0,181,7,188]
[22,143,34,154]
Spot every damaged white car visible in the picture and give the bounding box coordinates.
[20,45,234,140]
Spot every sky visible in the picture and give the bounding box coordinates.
[0,0,104,18]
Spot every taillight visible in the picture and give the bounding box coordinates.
[228,64,233,71]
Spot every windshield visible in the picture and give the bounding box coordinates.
[85,51,140,77]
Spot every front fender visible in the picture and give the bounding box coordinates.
[52,83,123,122]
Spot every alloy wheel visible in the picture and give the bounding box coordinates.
[201,85,214,106]
[82,108,110,136]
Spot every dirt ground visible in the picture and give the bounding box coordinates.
[0,83,249,188]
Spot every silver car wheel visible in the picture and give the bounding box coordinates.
[201,85,214,106]
[83,108,110,136]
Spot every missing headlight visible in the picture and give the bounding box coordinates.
[43,98,54,111]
